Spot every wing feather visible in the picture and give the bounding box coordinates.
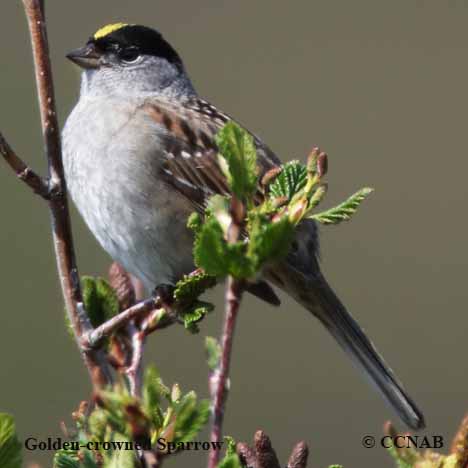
[143,97,280,213]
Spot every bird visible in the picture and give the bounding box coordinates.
[62,23,425,430]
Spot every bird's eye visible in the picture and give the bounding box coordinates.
[118,47,141,63]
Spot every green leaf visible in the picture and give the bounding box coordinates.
[174,266,216,333]
[81,276,101,326]
[95,278,120,321]
[226,242,256,278]
[193,216,254,279]
[386,445,415,468]
[216,122,258,200]
[81,276,119,328]
[53,450,80,468]
[187,212,203,234]
[87,409,108,441]
[173,392,210,443]
[269,160,307,201]
[0,413,22,468]
[181,302,214,333]
[248,214,294,268]
[174,272,217,306]
[310,187,373,225]
[81,450,100,468]
[94,387,144,437]
[142,365,166,429]
[206,195,232,234]
[104,434,136,468]
[307,183,328,213]
[193,216,230,276]
[219,437,243,468]
[205,336,221,371]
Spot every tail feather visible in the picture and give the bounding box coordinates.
[267,260,425,430]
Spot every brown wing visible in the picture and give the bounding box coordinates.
[143,97,281,305]
[142,96,281,213]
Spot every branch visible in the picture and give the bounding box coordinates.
[0,133,49,198]
[125,322,145,397]
[21,0,112,387]
[83,297,159,348]
[208,197,246,468]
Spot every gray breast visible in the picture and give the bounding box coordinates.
[62,96,195,289]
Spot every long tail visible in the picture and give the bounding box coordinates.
[267,259,425,430]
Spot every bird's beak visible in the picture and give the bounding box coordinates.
[66,43,102,69]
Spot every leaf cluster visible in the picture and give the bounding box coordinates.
[0,413,21,468]
[191,123,373,281]
[53,365,210,467]
[173,271,217,333]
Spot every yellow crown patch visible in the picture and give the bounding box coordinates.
[93,23,129,40]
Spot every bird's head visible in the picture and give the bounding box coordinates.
[67,23,195,98]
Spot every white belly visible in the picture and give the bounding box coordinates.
[62,97,195,289]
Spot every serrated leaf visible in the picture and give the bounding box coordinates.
[53,450,80,468]
[173,393,210,443]
[181,302,214,334]
[224,436,237,456]
[82,276,101,327]
[193,216,230,276]
[142,366,164,429]
[193,216,255,279]
[248,214,294,268]
[219,437,243,468]
[310,187,373,225]
[95,278,120,321]
[81,277,120,329]
[216,122,258,200]
[307,183,328,212]
[205,336,221,371]
[269,161,307,201]
[174,273,217,306]
[174,270,216,333]
[187,212,203,234]
[0,413,22,468]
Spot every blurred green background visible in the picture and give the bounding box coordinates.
[1,1,467,467]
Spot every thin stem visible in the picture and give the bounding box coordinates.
[208,196,245,468]
[84,298,159,348]
[125,322,145,397]
[21,0,112,387]
[0,133,49,198]
[208,277,244,468]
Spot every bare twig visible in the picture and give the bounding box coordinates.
[83,297,159,348]
[125,322,145,397]
[20,0,112,387]
[0,133,49,198]
[208,197,246,468]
